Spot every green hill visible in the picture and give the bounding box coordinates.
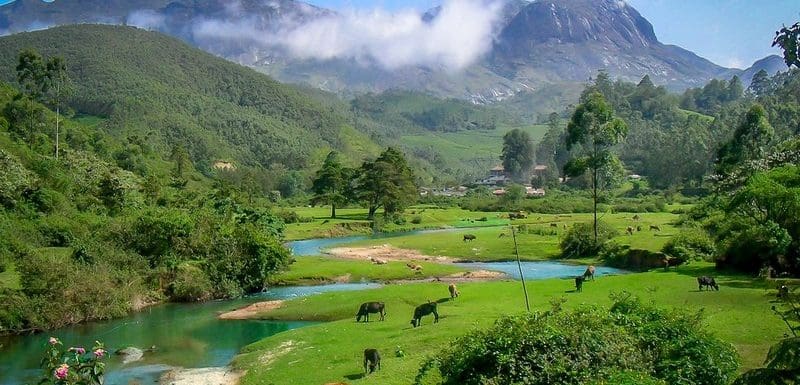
[0,24,378,173]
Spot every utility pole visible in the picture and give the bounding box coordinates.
[511,225,530,312]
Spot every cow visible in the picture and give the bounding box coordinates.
[626,226,634,235]
[463,234,476,242]
[649,225,661,231]
[363,349,381,374]
[406,262,423,273]
[356,302,385,322]
[550,223,559,228]
[448,283,459,299]
[583,265,596,281]
[636,225,642,232]
[498,233,506,238]
[778,285,790,299]
[697,276,719,291]
[575,276,585,292]
[663,256,687,270]
[632,214,641,221]
[410,302,439,327]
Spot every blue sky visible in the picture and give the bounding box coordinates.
[310,0,800,69]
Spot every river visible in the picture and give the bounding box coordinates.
[1,230,626,384]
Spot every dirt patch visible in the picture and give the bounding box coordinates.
[324,245,456,263]
[218,300,284,320]
[448,270,507,280]
[160,367,242,385]
[260,340,300,367]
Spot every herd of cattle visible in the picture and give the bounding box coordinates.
[357,228,721,376]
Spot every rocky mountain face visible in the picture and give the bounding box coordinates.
[0,0,781,103]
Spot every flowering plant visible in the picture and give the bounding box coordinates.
[38,337,106,385]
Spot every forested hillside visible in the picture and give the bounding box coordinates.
[0,24,375,174]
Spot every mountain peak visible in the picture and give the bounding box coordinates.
[498,0,657,50]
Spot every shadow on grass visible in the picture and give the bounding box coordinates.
[344,373,366,380]
[657,264,774,290]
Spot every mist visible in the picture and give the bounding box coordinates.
[186,0,505,71]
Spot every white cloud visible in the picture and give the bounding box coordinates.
[722,56,745,69]
[127,10,166,30]
[192,0,505,72]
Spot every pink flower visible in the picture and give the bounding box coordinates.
[69,347,86,355]
[54,364,69,380]
[48,337,60,345]
[93,348,105,358]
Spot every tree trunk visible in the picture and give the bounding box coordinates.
[368,206,377,220]
[331,204,337,219]
[593,139,598,244]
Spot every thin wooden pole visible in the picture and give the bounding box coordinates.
[511,225,530,312]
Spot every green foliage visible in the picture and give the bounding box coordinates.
[716,104,775,177]
[734,337,800,384]
[419,296,738,385]
[0,149,37,207]
[773,22,800,68]
[168,263,213,302]
[662,230,717,262]
[310,151,350,218]
[37,338,107,385]
[560,221,618,258]
[354,147,418,219]
[501,128,534,182]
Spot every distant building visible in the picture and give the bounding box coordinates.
[478,165,510,186]
[525,186,546,197]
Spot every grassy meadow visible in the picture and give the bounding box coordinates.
[269,257,469,285]
[234,263,786,385]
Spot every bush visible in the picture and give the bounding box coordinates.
[277,210,300,224]
[662,230,717,261]
[168,263,213,302]
[411,216,423,224]
[560,221,618,258]
[417,296,738,385]
[38,337,107,385]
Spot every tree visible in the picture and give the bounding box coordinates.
[716,104,774,177]
[311,151,349,218]
[45,56,68,160]
[565,92,628,241]
[354,147,417,220]
[502,129,534,182]
[748,69,773,96]
[16,49,48,102]
[773,22,800,68]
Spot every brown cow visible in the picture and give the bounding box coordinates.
[583,265,596,281]
[448,283,459,299]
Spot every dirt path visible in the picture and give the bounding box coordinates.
[218,300,284,320]
[160,367,242,385]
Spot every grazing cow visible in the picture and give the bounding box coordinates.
[498,233,506,238]
[463,234,477,242]
[649,225,661,231]
[356,302,386,322]
[550,223,558,228]
[369,257,387,265]
[636,225,642,232]
[363,349,381,374]
[575,276,585,292]
[448,283,459,299]
[697,276,719,291]
[626,226,634,235]
[632,214,641,221]
[778,285,790,299]
[583,265,596,281]
[410,302,439,327]
[406,262,423,273]
[663,256,687,270]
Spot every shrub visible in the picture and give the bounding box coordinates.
[662,230,717,261]
[411,216,423,224]
[277,210,300,224]
[560,221,618,258]
[417,296,738,385]
[38,337,107,385]
[169,263,213,302]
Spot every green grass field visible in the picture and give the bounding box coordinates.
[343,212,680,261]
[269,257,469,286]
[234,264,785,385]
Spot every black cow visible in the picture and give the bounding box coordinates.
[356,302,385,322]
[410,302,439,327]
[663,256,687,270]
[463,234,476,242]
[363,349,381,374]
[575,276,585,292]
[697,276,719,291]
[583,265,596,281]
